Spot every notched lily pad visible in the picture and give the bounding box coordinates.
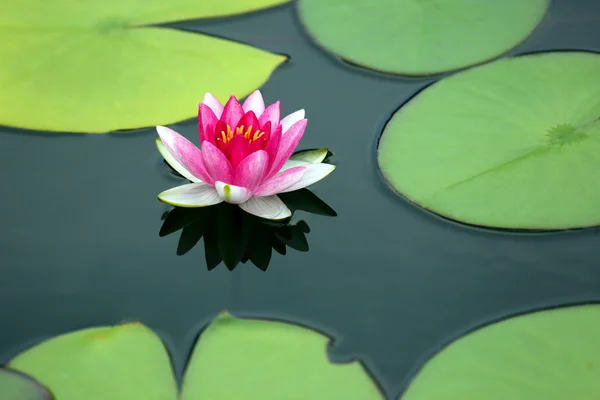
[9,314,383,399]
[9,323,178,400]
[378,51,600,230]
[399,304,600,400]
[0,0,289,133]
[298,0,549,75]
[0,368,53,400]
[181,312,384,399]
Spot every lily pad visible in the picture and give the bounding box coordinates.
[9,314,382,399]
[181,312,383,399]
[0,0,288,133]
[9,323,178,400]
[378,52,600,230]
[297,0,548,75]
[0,368,53,400]
[399,304,600,400]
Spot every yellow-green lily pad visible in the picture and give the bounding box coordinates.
[0,0,288,133]
[0,368,53,400]
[181,312,383,399]
[399,304,600,400]
[297,0,548,75]
[9,323,178,400]
[378,52,600,230]
[9,313,382,399]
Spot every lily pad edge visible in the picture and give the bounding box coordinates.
[394,301,600,400]
[295,0,550,77]
[374,49,600,233]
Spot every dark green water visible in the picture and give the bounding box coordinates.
[1,0,599,398]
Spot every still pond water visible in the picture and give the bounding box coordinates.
[1,0,600,397]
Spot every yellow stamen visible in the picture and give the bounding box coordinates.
[218,123,265,145]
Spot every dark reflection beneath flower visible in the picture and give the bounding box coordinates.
[159,189,336,271]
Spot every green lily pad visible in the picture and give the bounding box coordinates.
[0,0,288,133]
[0,368,53,400]
[9,323,178,400]
[399,304,600,400]
[297,0,549,75]
[378,52,600,230]
[9,314,382,398]
[181,312,383,399]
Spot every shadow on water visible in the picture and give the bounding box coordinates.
[159,188,337,271]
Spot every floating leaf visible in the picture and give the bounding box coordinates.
[9,315,382,398]
[399,304,600,400]
[0,0,288,133]
[9,323,178,400]
[378,52,600,230]
[181,312,383,399]
[0,368,53,400]
[297,0,548,75]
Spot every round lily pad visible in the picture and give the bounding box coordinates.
[0,368,53,400]
[0,0,288,133]
[297,0,549,75]
[378,52,600,230]
[9,323,178,400]
[399,304,600,399]
[181,312,383,399]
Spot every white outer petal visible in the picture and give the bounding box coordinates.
[278,163,336,193]
[202,93,224,118]
[280,109,305,134]
[238,195,291,220]
[289,148,328,164]
[279,159,309,172]
[158,183,222,208]
[156,137,202,183]
[215,181,253,204]
[242,90,266,117]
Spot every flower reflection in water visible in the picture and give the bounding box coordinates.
[159,188,336,271]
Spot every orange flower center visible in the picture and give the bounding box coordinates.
[218,124,265,145]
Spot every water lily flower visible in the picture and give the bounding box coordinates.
[156,90,336,220]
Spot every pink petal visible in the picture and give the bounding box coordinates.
[249,120,272,152]
[201,93,224,118]
[156,137,202,183]
[198,103,218,145]
[234,150,269,191]
[263,122,281,165]
[259,101,280,130]
[215,181,253,204]
[227,134,252,170]
[280,109,305,134]
[278,163,336,193]
[265,119,307,180]
[201,141,234,184]
[254,166,306,197]
[242,90,265,117]
[236,111,259,131]
[221,95,244,128]
[156,126,213,184]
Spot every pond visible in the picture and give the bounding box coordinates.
[1,0,600,398]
